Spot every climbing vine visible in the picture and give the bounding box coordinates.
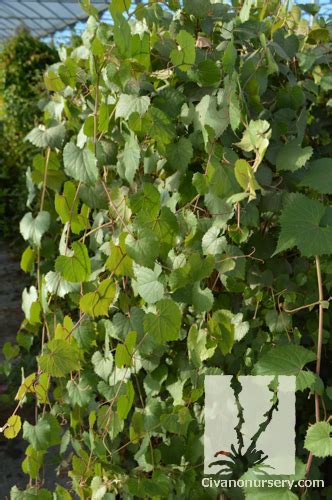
[1,0,332,498]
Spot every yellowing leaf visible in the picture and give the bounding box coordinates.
[80,279,117,318]
[234,159,261,199]
[4,415,22,439]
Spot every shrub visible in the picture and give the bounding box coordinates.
[0,28,57,239]
[2,1,332,498]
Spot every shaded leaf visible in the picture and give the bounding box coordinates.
[144,298,181,343]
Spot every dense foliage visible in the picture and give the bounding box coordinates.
[1,1,332,498]
[0,29,57,238]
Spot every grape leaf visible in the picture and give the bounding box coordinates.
[20,211,50,247]
[274,193,332,257]
[66,377,93,407]
[106,234,133,277]
[202,226,227,255]
[299,158,332,194]
[80,278,117,318]
[304,421,332,458]
[23,415,61,451]
[116,94,150,120]
[117,132,140,185]
[125,229,159,268]
[55,242,91,282]
[134,264,164,303]
[4,416,22,439]
[144,298,181,343]
[253,344,316,375]
[170,30,195,71]
[276,141,313,172]
[38,339,80,377]
[25,123,65,149]
[187,325,215,367]
[63,142,98,185]
[166,137,193,172]
[235,120,271,156]
[92,350,114,381]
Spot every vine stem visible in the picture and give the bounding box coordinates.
[40,146,51,212]
[305,255,324,479]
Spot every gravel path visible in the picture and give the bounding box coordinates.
[0,242,27,496]
[0,242,25,357]
[0,242,72,498]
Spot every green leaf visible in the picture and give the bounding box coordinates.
[55,242,91,283]
[304,421,332,458]
[66,377,93,407]
[38,339,80,377]
[80,278,117,318]
[20,211,50,247]
[192,172,209,195]
[106,233,133,277]
[142,107,175,149]
[25,123,65,149]
[125,229,159,268]
[192,283,214,313]
[187,325,215,367]
[222,42,237,74]
[170,30,196,71]
[166,137,193,172]
[23,414,61,451]
[234,159,261,198]
[296,370,316,392]
[253,344,316,376]
[190,59,221,86]
[228,77,241,132]
[45,271,80,298]
[54,181,78,222]
[117,132,140,185]
[20,246,35,273]
[2,342,19,361]
[265,310,292,334]
[144,298,181,343]
[116,94,150,120]
[117,381,134,419]
[274,193,332,257]
[44,67,65,92]
[276,141,313,172]
[4,415,22,439]
[113,13,132,56]
[195,95,229,141]
[22,286,40,323]
[235,119,271,156]
[92,350,113,381]
[130,183,160,217]
[208,310,235,355]
[109,0,131,18]
[169,253,214,290]
[134,264,164,303]
[63,143,98,185]
[202,226,227,255]
[298,3,320,15]
[115,331,136,368]
[299,158,332,194]
[80,0,99,16]
[240,0,255,22]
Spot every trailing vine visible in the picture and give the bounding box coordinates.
[1,1,332,499]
